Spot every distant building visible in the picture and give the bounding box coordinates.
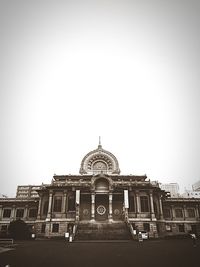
[182,190,200,199]
[0,143,200,239]
[16,185,42,198]
[0,194,8,198]
[160,183,180,198]
[192,180,200,191]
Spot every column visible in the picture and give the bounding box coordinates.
[159,196,164,220]
[24,205,28,220]
[91,192,95,220]
[0,205,2,220]
[62,190,67,216]
[135,191,140,217]
[149,191,155,219]
[11,205,16,219]
[46,191,53,219]
[183,205,187,220]
[37,195,42,219]
[171,205,175,220]
[109,192,113,220]
[75,190,80,221]
[195,204,199,219]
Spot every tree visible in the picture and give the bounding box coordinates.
[8,219,30,240]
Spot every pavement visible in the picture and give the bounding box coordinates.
[0,238,199,267]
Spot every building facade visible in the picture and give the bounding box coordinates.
[160,183,180,198]
[0,144,200,239]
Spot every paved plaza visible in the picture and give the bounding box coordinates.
[0,238,200,267]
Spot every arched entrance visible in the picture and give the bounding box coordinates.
[95,178,109,221]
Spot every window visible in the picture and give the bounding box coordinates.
[153,201,158,214]
[68,194,75,211]
[143,223,150,232]
[178,224,185,232]
[140,196,149,212]
[164,209,171,218]
[1,225,8,231]
[53,197,62,212]
[29,209,37,218]
[16,209,24,218]
[175,209,183,218]
[41,224,46,233]
[52,223,59,233]
[43,201,49,215]
[3,209,11,218]
[128,195,135,212]
[187,209,195,218]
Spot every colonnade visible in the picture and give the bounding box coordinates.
[37,189,164,221]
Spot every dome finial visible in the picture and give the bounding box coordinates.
[98,136,102,149]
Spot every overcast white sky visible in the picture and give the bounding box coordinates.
[0,0,200,197]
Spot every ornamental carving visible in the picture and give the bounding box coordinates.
[97,205,106,215]
[79,144,120,175]
[83,209,89,215]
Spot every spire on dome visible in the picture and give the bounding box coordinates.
[98,136,102,149]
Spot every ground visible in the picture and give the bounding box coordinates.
[0,238,199,267]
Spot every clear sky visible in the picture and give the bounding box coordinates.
[0,0,200,197]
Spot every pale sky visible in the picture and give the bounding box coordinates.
[0,0,200,197]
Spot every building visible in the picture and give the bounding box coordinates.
[0,143,200,239]
[16,185,42,199]
[192,180,200,191]
[160,183,180,198]
[182,190,200,199]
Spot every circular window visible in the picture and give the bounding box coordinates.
[97,205,106,215]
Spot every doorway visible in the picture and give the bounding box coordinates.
[95,194,109,221]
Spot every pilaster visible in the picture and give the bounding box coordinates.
[46,190,53,220]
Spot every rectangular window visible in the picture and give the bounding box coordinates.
[3,209,11,218]
[187,209,195,218]
[175,209,183,218]
[52,223,59,233]
[143,223,150,232]
[16,209,24,218]
[43,201,49,215]
[53,197,62,212]
[29,209,37,218]
[41,224,46,233]
[128,195,135,212]
[164,209,171,218]
[140,196,149,212]
[68,194,75,211]
[178,224,185,232]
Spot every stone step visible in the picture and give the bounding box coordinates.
[75,222,132,240]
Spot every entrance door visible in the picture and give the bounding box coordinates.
[80,194,91,221]
[95,194,109,221]
[112,193,123,221]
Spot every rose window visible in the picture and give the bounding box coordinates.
[97,205,106,215]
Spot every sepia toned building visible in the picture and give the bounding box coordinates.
[0,143,200,239]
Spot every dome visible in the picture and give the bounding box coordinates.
[79,142,120,175]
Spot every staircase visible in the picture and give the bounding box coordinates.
[75,221,132,240]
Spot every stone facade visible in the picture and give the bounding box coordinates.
[0,144,200,239]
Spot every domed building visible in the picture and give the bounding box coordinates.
[0,142,200,240]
